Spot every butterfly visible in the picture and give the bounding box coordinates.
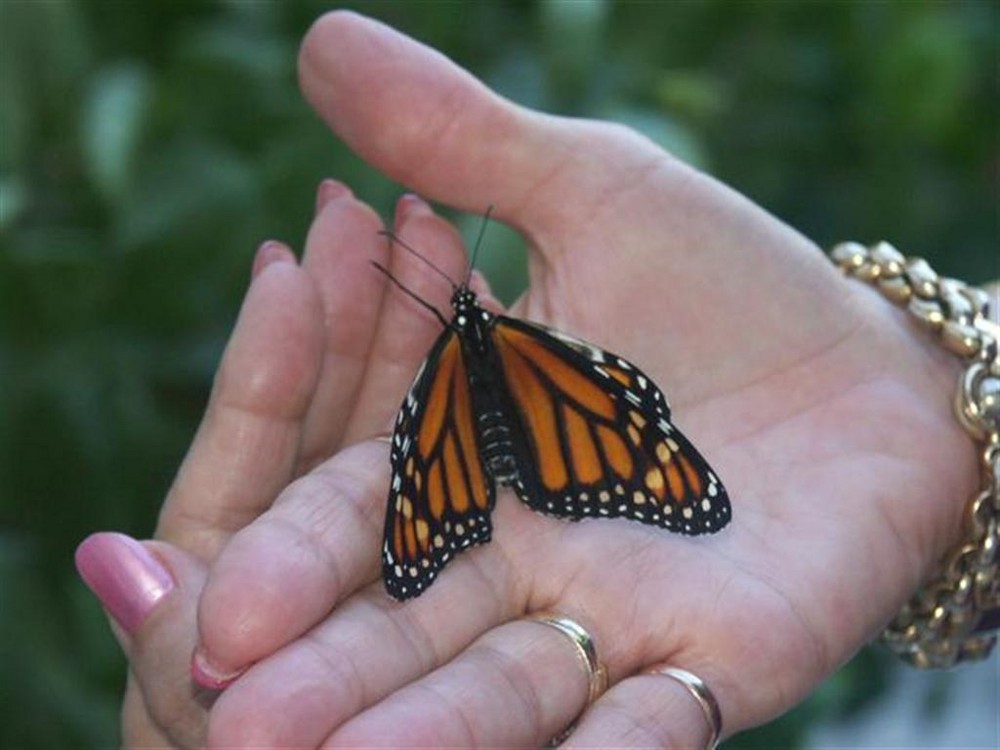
[379,221,731,600]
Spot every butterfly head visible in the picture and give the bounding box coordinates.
[451,286,487,330]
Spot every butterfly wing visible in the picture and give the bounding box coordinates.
[383,330,495,600]
[491,317,730,534]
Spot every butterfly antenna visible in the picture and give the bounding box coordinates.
[465,205,494,286]
[370,261,453,330]
[378,229,458,292]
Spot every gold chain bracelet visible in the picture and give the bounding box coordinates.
[830,241,999,669]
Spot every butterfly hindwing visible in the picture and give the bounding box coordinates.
[490,317,730,534]
[382,330,495,600]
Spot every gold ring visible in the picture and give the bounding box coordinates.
[529,615,608,705]
[645,666,722,750]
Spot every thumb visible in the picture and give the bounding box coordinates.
[76,533,209,748]
[298,10,658,239]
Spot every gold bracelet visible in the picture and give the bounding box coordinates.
[830,241,999,668]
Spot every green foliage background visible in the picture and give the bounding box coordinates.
[1,0,995,747]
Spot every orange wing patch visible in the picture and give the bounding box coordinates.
[498,326,615,420]
[603,365,634,388]
[562,404,602,485]
[443,433,469,512]
[679,454,702,498]
[452,354,489,510]
[596,424,633,479]
[418,336,459,459]
[496,338,569,492]
[427,463,445,519]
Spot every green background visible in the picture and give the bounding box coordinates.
[1,0,996,747]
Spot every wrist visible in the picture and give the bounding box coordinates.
[831,241,999,668]
[865,273,980,540]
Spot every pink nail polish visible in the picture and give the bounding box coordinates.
[75,533,174,635]
[251,240,294,279]
[315,178,350,214]
[191,645,246,690]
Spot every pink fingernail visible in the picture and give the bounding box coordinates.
[394,193,429,228]
[75,532,174,635]
[315,178,351,214]
[191,645,246,690]
[251,240,294,279]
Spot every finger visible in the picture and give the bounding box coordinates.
[298,11,659,240]
[193,459,537,707]
[340,194,471,445]
[323,618,599,749]
[296,184,392,466]
[121,674,175,749]
[250,239,296,280]
[191,439,389,683]
[201,499,585,747]
[205,571,517,748]
[157,249,325,559]
[76,533,210,748]
[563,671,723,749]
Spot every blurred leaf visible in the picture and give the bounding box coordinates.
[487,47,548,111]
[538,0,610,110]
[82,63,153,204]
[179,18,294,80]
[604,105,709,169]
[117,138,260,249]
[869,14,973,143]
[0,35,29,173]
[0,0,92,127]
[656,69,729,123]
[0,174,28,231]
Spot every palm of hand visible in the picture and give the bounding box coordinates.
[464,150,968,731]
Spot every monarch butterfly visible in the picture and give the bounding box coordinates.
[379,218,730,600]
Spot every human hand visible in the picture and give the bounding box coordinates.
[79,10,978,748]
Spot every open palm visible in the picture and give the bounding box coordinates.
[109,12,975,749]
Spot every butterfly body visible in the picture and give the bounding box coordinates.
[383,285,731,600]
[449,291,519,481]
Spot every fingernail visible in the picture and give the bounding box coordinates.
[191,645,246,690]
[394,193,429,229]
[251,240,294,279]
[315,178,351,214]
[75,532,174,635]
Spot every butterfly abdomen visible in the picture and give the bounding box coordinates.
[476,409,519,483]
[462,320,523,486]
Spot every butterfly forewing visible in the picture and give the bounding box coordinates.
[491,317,730,534]
[382,331,495,600]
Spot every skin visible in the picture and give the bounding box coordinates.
[100,11,977,749]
